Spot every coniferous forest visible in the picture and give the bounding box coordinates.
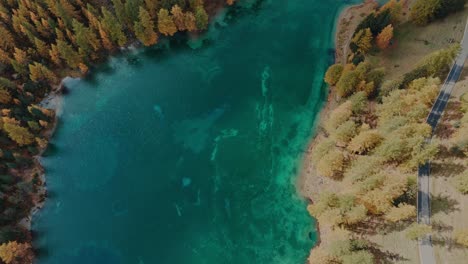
[0,0,231,262]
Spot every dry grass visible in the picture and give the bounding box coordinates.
[368,7,468,80]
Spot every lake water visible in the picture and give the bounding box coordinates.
[32,1,357,263]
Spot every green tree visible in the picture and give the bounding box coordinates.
[72,19,100,56]
[324,64,344,86]
[410,0,442,25]
[336,70,359,98]
[101,7,127,46]
[56,40,81,68]
[352,28,373,54]
[195,6,208,30]
[134,7,158,46]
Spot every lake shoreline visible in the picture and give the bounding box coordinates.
[296,0,379,262]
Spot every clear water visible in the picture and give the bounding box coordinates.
[32,1,357,263]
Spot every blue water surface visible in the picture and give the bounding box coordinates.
[33,1,359,263]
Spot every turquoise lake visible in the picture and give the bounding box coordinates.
[32,0,359,263]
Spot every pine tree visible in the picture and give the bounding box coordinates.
[195,6,208,30]
[56,40,81,68]
[2,120,35,146]
[101,7,127,47]
[72,19,100,56]
[98,24,114,51]
[158,8,177,36]
[111,0,126,25]
[144,0,160,18]
[49,44,62,65]
[125,0,142,25]
[352,28,373,54]
[0,48,11,64]
[410,0,441,25]
[376,24,393,50]
[33,37,49,59]
[0,25,15,50]
[134,7,158,46]
[29,62,58,83]
[0,88,12,104]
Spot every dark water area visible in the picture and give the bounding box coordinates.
[33,1,359,263]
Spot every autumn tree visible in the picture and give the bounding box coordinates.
[348,130,382,154]
[324,64,344,86]
[2,120,35,146]
[0,88,12,104]
[184,12,197,32]
[376,24,393,50]
[317,150,346,179]
[0,241,32,264]
[29,62,58,84]
[134,7,158,46]
[336,70,359,98]
[352,28,373,54]
[453,229,468,247]
[0,25,15,50]
[384,203,416,222]
[325,101,353,132]
[171,5,186,31]
[333,120,358,145]
[158,8,177,36]
[453,170,468,194]
[380,0,403,24]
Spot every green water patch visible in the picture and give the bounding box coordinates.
[33,1,359,263]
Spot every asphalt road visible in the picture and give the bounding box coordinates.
[417,20,468,264]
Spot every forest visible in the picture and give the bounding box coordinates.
[309,0,468,263]
[0,0,231,263]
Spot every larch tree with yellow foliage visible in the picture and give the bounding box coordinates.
[0,241,32,264]
[134,7,158,46]
[158,9,177,36]
[352,28,373,54]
